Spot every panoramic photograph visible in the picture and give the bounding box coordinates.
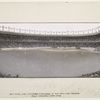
[0,22,100,78]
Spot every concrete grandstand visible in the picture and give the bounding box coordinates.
[0,23,100,48]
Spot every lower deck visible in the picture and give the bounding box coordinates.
[0,31,100,48]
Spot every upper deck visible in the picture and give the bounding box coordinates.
[0,23,100,37]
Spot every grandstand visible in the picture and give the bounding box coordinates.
[0,23,100,48]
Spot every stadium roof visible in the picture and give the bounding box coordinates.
[0,23,100,36]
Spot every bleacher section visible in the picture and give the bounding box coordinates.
[0,31,100,48]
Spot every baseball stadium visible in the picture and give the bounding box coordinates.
[0,23,100,48]
[0,23,100,78]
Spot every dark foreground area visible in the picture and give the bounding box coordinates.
[1,71,100,78]
[80,71,100,78]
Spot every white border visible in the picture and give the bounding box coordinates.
[0,2,100,22]
[0,0,100,2]
[0,1,100,98]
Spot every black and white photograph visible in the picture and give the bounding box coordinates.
[0,22,100,78]
[1,1,100,98]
